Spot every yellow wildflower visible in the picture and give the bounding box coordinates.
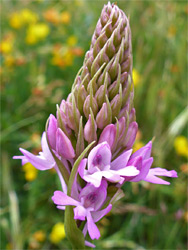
[60,11,71,24]
[26,23,50,44]
[132,68,141,86]
[71,47,84,56]
[63,50,74,66]
[67,35,77,46]
[135,129,142,141]
[0,40,12,54]
[168,25,176,38]
[31,133,41,147]
[184,211,188,223]
[133,141,145,152]
[74,0,84,6]
[9,12,23,29]
[180,163,188,174]
[43,8,60,24]
[23,162,38,181]
[33,230,46,242]
[20,9,38,24]
[50,222,66,243]
[51,56,65,67]
[4,55,15,67]
[174,136,188,158]
[6,243,13,250]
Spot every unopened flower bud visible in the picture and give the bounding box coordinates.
[83,95,98,119]
[123,122,138,149]
[84,114,97,143]
[96,102,112,129]
[47,114,57,150]
[56,128,75,159]
[98,124,116,149]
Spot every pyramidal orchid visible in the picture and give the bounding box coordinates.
[14,2,177,249]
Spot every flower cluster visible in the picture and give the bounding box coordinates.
[14,2,177,248]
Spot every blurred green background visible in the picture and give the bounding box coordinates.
[1,0,187,249]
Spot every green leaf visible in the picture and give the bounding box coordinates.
[64,206,86,250]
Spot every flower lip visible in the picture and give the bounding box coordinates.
[92,154,102,167]
[88,142,111,173]
[84,192,98,208]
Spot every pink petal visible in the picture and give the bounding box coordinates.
[93,180,108,210]
[116,166,140,177]
[56,128,75,159]
[128,156,143,171]
[98,124,116,149]
[86,212,100,240]
[84,114,97,143]
[144,167,177,185]
[52,191,80,206]
[111,149,132,170]
[102,170,121,183]
[83,172,103,187]
[148,168,178,178]
[47,114,57,149]
[19,148,54,170]
[144,175,170,185]
[92,204,112,222]
[85,241,96,248]
[131,141,152,160]
[131,158,153,182]
[13,155,28,165]
[56,205,65,210]
[123,122,138,149]
[78,159,87,179]
[88,142,111,172]
[80,181,108,210]
[41,132,55,163]
[74,205,87,220]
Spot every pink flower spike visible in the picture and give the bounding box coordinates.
[98,124,116,149]
[56,128,75,159]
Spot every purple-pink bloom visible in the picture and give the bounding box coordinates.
[125,141,178,185]
[13,131,68,193]
[13,132,55,171]
[78,142,139,187]
[52,180,112,240]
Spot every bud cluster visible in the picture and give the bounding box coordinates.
[57,2,136,158]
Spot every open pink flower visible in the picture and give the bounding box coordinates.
[125,141,178,185]
[13,132,55,171]
[13,131,68,193]
[78,142,140,187]
[52,180,112,240]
